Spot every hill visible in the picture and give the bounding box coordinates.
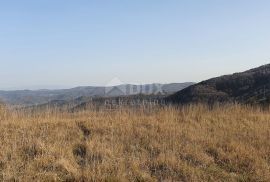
[0,83,193,106]
[167,64,270,105]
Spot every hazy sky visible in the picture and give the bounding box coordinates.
[1,0,270,90]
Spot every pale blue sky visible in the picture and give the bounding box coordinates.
[0,0,270,90]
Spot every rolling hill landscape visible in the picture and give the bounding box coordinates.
[34,64,270,111]
[1,1,270,181]
[4,64,270,111]
[0,83,193,106]
[1,65,270,181]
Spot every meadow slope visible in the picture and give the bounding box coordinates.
[0,105,269,181]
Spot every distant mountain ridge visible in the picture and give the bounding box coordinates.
[0,82,194,106]
[167,64,270,105]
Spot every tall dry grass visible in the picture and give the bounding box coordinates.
[0,104,269,181]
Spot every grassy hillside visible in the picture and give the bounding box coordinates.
[0,105,269,181]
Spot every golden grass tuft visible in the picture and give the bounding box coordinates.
[0,104,269,181]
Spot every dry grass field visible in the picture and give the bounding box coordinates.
[0,104,269,182]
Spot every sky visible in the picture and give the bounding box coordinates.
[0,0,270,90]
